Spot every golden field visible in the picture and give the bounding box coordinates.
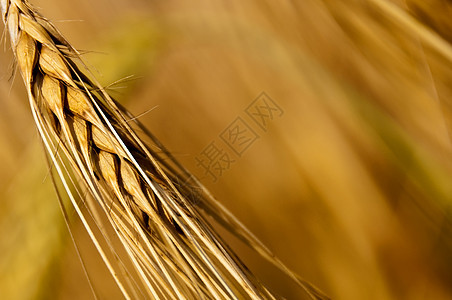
[1,0,452,299]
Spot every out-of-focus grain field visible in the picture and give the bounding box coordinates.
[1,0,452,299]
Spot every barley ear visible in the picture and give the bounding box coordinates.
[1,1,329,299]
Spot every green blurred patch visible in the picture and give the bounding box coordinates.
[84,17,164,102]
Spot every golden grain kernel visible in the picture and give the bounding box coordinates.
[19,13,52,45]
[39,46,73,84]
[92,124,128,158]
[98,150,118,187]
[0,0,8,23]
[15,31,36,86]
[6,3,18,45]
[41,75,63,115]
[66,87,103,128]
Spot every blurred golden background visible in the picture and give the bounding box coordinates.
[1,0,452,299]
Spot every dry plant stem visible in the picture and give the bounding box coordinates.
[1,0,329,299]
